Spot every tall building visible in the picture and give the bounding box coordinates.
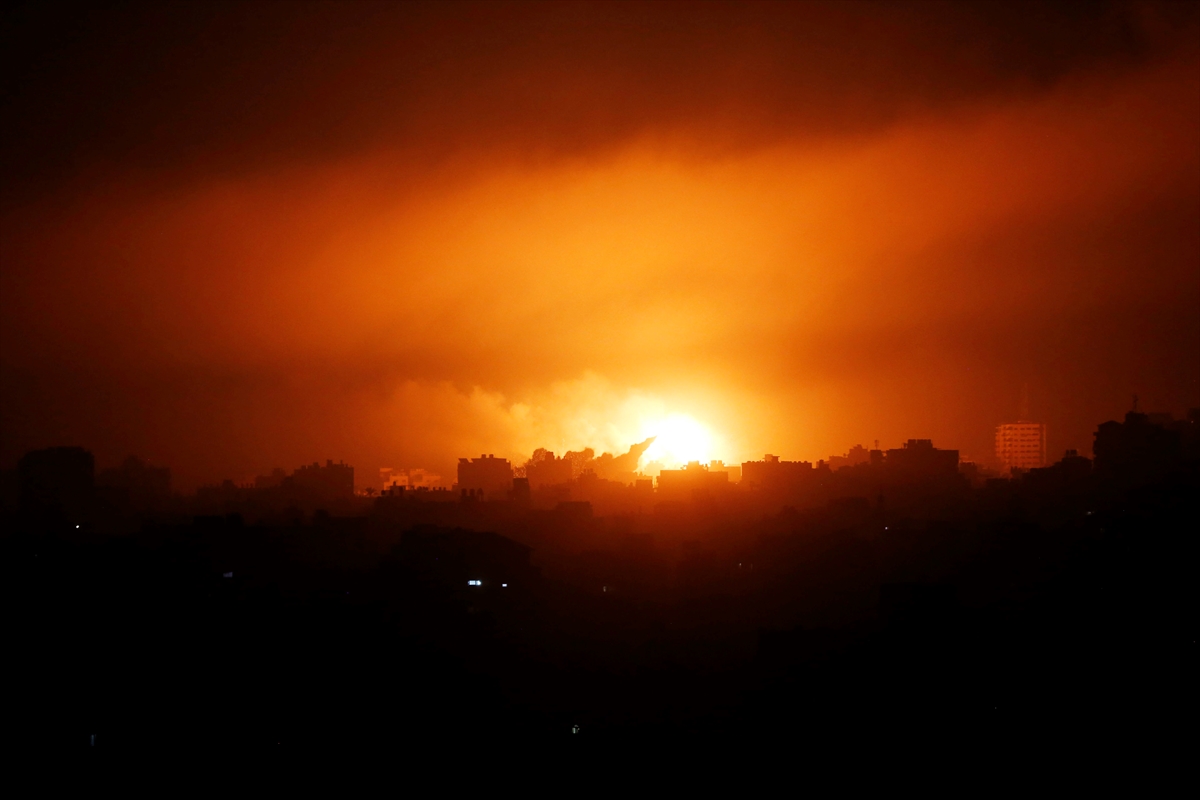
[995,422,1046,472]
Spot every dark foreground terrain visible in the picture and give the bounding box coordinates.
[5,421,1197,756]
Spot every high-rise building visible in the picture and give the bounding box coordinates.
[995,422,1046,472]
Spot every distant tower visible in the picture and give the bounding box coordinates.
[996,385,1046,472]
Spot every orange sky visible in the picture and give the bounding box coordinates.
[2,1,1198,488]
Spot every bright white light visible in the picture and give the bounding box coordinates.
[468,580,481,586]
[75,525,80,529]
[641,414,715,467]
[501,583,508,587]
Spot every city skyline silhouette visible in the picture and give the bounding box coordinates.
[2,1,1196,759]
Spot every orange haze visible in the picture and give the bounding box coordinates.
[2,2,1198,489]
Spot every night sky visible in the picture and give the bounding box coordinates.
[3,1,1198,489]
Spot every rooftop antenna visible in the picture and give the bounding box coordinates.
[1132,393,1139,412]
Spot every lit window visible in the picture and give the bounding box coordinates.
[468,580,481,586]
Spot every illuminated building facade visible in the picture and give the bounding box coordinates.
[995,422,1046,472]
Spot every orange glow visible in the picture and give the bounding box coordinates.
[640,415,717,468]
[1,6,1197,488]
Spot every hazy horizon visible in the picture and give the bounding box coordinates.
[3,1,1198,491]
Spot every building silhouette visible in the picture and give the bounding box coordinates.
[96,456,171,511]
[708,460,741,483]
[17,446,94,521]
[291,459,355,501]
[827,444,870,471]
[397,525,534,589]
[8,403,1197,749]
[741,454,814,488]
[886,439,959,478]
[457,454,513,500]
[657,461,729,500]
[1093,410,1183,487]
[524,450,574,489]
[254,467,288,490]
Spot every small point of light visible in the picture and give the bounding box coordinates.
[468,579,481,586]
[501,583,507,587]
[75,525,80,529]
